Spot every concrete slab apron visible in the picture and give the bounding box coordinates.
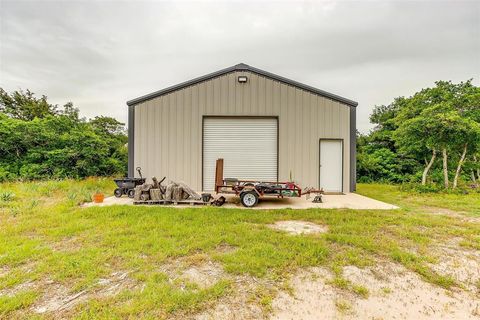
[82,193,398,210]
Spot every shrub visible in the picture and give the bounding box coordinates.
[0,90,127,181]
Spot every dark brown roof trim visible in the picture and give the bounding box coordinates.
[126,63,358,107]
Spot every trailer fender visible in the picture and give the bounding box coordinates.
[240,187,260,197]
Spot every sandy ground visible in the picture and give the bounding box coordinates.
[158,256,267,320]
[5,239,478,319]
[82,193,398,210]
[190,236,480,320]
[428,238,480,294]
[271,262,480,320]
[186,248,480,320]
[268,220,328,235]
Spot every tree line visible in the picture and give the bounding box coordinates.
[0,88,127,181]
[1,82,478,190]
[357,80,480,190]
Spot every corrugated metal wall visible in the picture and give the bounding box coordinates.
[133,71,351,192]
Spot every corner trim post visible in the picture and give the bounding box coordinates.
[350,106,357,192]
[128,105,135,177]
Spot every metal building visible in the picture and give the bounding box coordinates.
[127,63,358,193]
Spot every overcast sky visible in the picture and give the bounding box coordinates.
[0,0,478,132]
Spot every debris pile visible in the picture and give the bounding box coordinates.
[133,176,211,205]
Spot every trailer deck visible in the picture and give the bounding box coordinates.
[214,159,323,207]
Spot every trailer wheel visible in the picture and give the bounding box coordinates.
[114,188,123,198]
[240,191,259,208]
[127,189,135,198]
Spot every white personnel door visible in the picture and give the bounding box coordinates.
[319,140,343,193]
[203,117,277,191]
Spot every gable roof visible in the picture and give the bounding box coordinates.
[126,63,358,107]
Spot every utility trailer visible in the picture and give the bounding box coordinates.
[214,159,323,207]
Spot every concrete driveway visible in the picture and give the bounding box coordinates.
[82,193,398,210]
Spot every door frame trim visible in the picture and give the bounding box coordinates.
[319,138,344,193]
[202,115,279,191]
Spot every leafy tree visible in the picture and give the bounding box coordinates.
[0,88,127,181]
[90,116,126,136]
[358,79,479,189]
[394,80,480,188]
[357,97,418,183]
[0,88,58,120]
[368,97,405,150]
[357,146,403,182]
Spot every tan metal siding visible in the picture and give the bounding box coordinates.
[134,71,351,192]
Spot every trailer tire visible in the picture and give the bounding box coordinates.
[127,189,135,198]
[114,188,123,198]
[240,191,259,208]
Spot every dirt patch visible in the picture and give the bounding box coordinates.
[192,275,272,320]
[96,271,139,296]
[268,220,328,235]
[32,271,140,314]
[0,281,37,297]
[270,262,480,319]
[49,236,83,252]
[0,265,10,277]
[271,267,336,320]
[32,282,88,314]
[422,206,480,223]
[161,256,273,319]
[343,263,479,319]
[159,256,226,291]
[428,238,480,294]
[181,262,225,289]
[215,243,238,254]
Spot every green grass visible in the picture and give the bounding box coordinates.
[0,179,478,318]
[352,284,369,298]
[335,299,352,313]
[0,290,37,314]
[357,183,480,216]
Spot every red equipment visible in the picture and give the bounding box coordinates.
[214,159,323,207]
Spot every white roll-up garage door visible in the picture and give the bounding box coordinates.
[203,117,278,191]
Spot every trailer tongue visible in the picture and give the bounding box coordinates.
[214,159,324,207]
